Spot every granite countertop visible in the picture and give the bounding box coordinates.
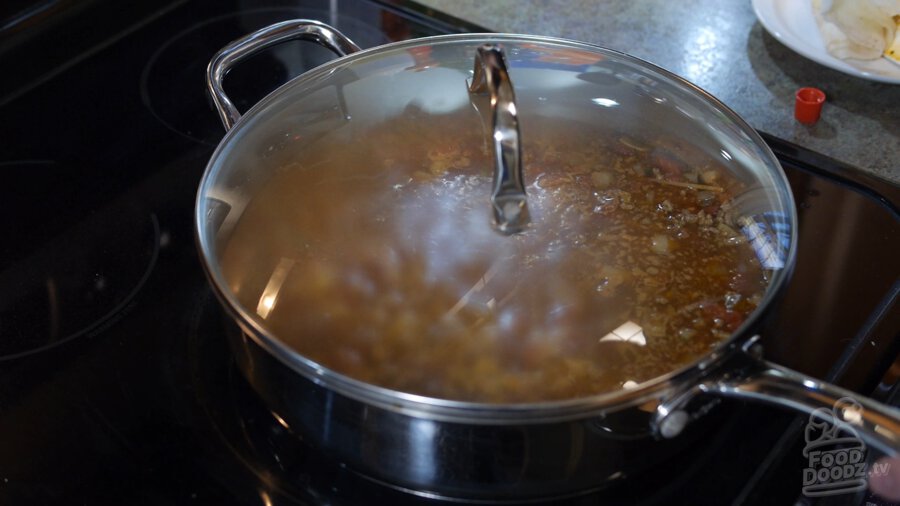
[413,0,899,185]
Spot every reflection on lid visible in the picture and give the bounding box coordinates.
[444,263,501,319]
[591,97,619,108]
[257,257,295,319]
[599,320,647,346]
[738,212,791,270]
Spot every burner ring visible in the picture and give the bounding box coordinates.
[0,160,161,361]
[140,7,389,145]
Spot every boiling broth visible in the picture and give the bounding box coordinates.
[219,114,768,403]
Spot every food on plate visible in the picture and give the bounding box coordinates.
[887,28,900,62]
[220,114,770,403]
[812,0,900,61]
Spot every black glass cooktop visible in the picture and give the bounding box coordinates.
[1,1,898,505]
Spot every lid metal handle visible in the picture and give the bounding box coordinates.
[468,45,529,234]
[207,19,361,131]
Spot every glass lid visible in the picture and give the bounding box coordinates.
[197,32,796,406]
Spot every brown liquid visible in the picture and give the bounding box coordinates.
[220,115,768,403]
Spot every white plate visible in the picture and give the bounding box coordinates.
[752,0,900,84]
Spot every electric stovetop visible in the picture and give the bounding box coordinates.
[1,1,898,504]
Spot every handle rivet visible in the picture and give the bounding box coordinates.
[659,410,689,439]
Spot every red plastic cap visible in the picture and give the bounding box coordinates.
[795,87,826,124]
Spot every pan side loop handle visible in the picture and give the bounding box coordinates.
[656,337,900,458]
[207,19,361,131]
[468,45,529,235]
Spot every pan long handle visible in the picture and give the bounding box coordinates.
[656,337,900,459]
[207,19,361,131]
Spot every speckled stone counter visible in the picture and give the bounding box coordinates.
[413,0,899,184]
